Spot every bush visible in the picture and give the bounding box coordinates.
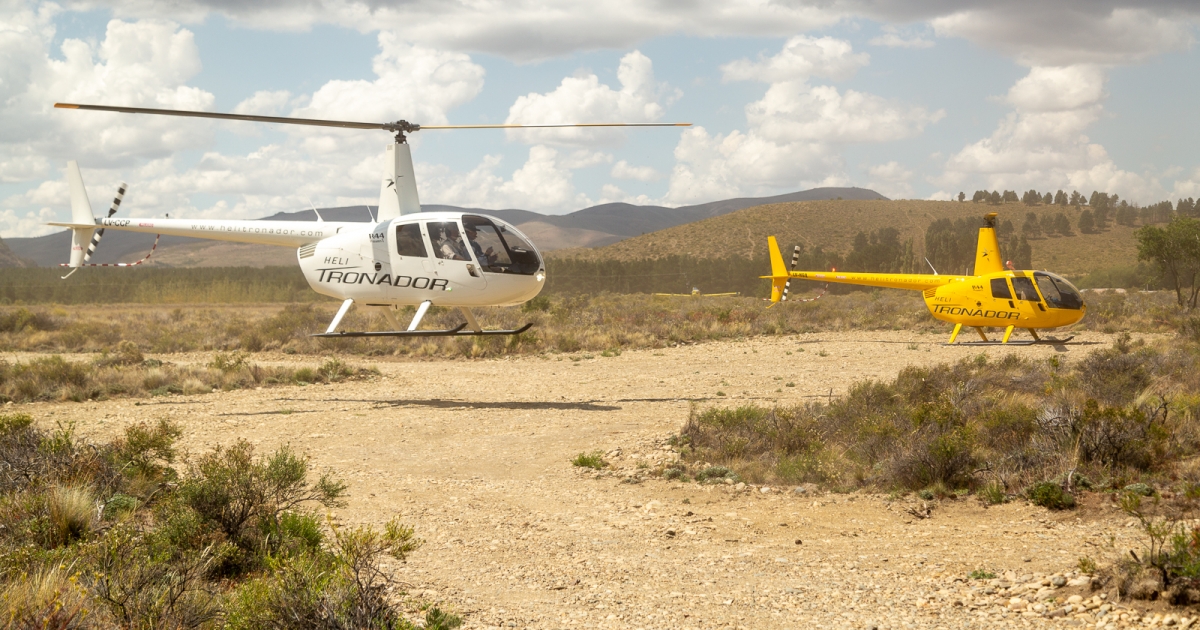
[181,441,346,571]
[0,412,439,629]
[48,484,96,546]
[1027,482,1075,510]
[572,451,607,469]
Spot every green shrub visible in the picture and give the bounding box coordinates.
[1027,482,1076,510]
[181,441,346,571]
[980,481,1008,505]
[969,569,996,580]
[571,451,607,469]
[695,465,738,483]
[1124,482,1155,496]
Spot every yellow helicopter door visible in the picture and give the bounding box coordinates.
[1008,274,1045,324]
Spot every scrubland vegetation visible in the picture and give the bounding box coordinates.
[0,414,460,629]
[0,343,377,403]
[0,289,1185,362]
[672,319,1200,604]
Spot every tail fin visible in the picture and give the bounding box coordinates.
[973,212,1004,276]
[65,161,95,269]
[761,236,790,304]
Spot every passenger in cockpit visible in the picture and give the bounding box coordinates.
[438,224,468,261]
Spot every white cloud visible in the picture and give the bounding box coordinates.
[867,161,914,199]
[418,145,591,212]
[937,64,1163,202]
[666,37,940,204]
[1005,65,1106,111]
[95,0,846,62]
[747,82,943,144]
[505,51,678,147]
[665,126,844,204]
[929,5,1195,66]
[611,160,661,182]
[721,36,869,83]
[0,21,491,236]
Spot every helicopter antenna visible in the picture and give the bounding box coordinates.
[305,197,324,222]
[925,257,939,275]
[366,205,376,222]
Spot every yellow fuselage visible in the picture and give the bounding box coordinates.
[764,215,1086,342]
[786,269,1086,330]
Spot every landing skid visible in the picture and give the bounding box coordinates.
[312,323,534,338]
[949,336,1075,346]
[311,299,534,338]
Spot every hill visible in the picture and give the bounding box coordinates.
[5,187,884,267]
[549,199,1142,278]
[0,237,30,268]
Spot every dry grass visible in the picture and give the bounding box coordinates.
[676,333,1200,495]
[0,289,1184,361]
[0,353,379,403]
[48,485,96,546]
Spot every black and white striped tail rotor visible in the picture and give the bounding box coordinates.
[83,182,126,264]
[781,245,801,302]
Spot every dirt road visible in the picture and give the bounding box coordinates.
[18,331,1165,629]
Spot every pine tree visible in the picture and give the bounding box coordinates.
[1069,190,1082,206]
[1022,212,1042,238]
[1054,190,1067,205]
[958,191,966,202]
[989,191,1002,205]
[972,190,987,203]
[1043,192,1053,204]
[1013,235,1033,269]
[1054,212,1072,236]
[1079,209,1095,233]
[1003,190,1019,203]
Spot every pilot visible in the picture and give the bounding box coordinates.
[465,225,497,265]
[439,225,469,261]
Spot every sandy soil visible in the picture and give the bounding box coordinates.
[11,330,1179,629]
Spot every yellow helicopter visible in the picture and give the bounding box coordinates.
[762,212,1086,344]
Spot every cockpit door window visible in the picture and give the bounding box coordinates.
[1010,276,1039,302]
[395,223,427,258]
[990,278,1012,300]
[430,221,470,261]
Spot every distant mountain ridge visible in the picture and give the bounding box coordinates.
[6,187,886,267]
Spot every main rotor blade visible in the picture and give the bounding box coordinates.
[420,122,692,129]
[55,103,691,131]
[55,103,386,131]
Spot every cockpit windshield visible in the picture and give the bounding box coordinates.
[462,215,541,275]
[1033,272,1084,310]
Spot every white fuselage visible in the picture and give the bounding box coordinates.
[87,211,546,308]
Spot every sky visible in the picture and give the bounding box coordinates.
[2,0,1199,239]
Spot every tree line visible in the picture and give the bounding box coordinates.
[959,188,1196,235]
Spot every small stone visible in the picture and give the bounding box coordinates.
[1008,597,1027,610]
[760,486,771,494]
[1051,576,1067,588]
[1067,595,1083,605]
[734,482,746,491]
[793,486,808,494]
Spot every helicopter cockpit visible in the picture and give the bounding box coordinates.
[1033,272,1084,310]
[461,215,541,275]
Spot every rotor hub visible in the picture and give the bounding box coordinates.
[383,120,421,143]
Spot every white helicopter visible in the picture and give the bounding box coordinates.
[49,103,689,337]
